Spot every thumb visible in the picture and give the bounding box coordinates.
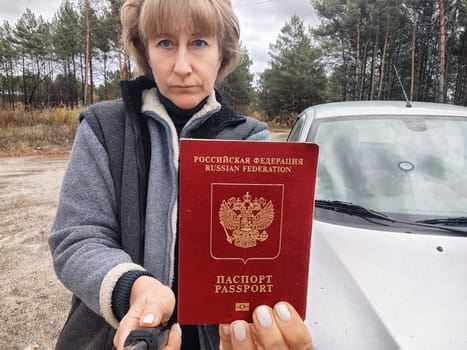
[139,311,162,328]
[164,324,182,350]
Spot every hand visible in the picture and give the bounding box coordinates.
[162,324,182,350]
[219,302,313,350]
[114,276,176,349]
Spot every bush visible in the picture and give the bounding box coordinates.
[0,108,81,156]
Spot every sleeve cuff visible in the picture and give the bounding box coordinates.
[99,263,145,328]
[112,269,156,321]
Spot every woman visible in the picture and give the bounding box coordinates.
[49,0,313,349]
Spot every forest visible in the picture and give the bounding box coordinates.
[0,0,466,123]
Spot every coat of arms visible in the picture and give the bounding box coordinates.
[219,192,275,248]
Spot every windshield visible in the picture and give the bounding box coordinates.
[310,115,467,220]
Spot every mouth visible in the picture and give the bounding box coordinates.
[172,85,197,89]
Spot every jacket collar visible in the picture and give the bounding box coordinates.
[119,76,156,114]
[119,76,247,138]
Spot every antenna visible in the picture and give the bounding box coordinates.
[393,65,412,108]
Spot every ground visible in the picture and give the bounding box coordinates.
[0,156,71,350]
[0,130,289,350]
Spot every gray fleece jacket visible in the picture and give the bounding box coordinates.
[49,78,268,349]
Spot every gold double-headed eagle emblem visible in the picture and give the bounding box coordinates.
[219,192,275,248]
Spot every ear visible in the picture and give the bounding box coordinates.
[218,46,224,67]
[218,56,223,69]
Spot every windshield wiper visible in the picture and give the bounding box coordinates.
[315,200,396,223]
[416,217,467,226]
[315,200,467,236]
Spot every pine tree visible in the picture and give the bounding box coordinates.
[258,15,326,122]
[216,48,257,114]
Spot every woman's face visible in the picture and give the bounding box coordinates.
[147,19,222,109]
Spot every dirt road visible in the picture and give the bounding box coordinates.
[0,130,289,349]
[0,156,71,350]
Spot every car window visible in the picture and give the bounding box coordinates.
[309,116,467,219]
[287,113,306,141]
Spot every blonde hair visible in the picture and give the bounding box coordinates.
[121,0,242,82]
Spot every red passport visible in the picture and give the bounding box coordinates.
[177,139,318,324]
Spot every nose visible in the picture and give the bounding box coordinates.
[173,47,192,76]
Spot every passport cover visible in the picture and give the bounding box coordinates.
[177,139,318,324]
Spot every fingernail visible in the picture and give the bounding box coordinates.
[232,322,246,341]
[275,302,291,322]
[256,305,272,328]
[222,325,231,335]
[142,313,155,324]
[174,323,182,337]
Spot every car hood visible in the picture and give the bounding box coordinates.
[305,220,467,349]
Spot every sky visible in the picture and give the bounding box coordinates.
[0,0,321,78]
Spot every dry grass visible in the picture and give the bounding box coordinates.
[0,108,80,156]
[0,107,289,157]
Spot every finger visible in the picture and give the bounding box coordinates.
[127,276,176,328]
[137,285,175,328]
[165,323,182,350]
[219,324,234,350]
[229,321,257,350]
[114,296,161,349]
[251,305,286,349]
[114,312,141,349]
[138,292,172,327]
[272,302,313,350]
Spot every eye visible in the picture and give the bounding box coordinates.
[193,39,208,48]
[158,39,172,48]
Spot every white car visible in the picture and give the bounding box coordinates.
[287,101,467,349]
